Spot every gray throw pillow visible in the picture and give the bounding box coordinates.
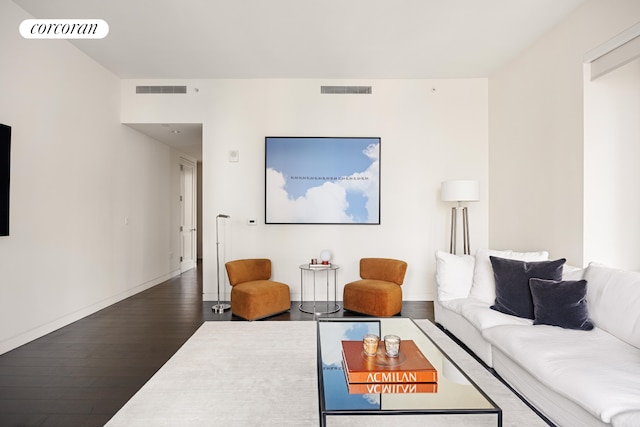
[529,278,594,330]
[490,256,566,319]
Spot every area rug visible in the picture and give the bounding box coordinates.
[106,320,548,427]
[105,321,319,426]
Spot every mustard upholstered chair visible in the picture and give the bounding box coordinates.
[343,258,408,317]
[225,258,291,321]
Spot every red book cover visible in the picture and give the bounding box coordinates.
[347,382,438,394]
[341,340,438,384]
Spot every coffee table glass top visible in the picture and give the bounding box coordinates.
[316,318,500,421]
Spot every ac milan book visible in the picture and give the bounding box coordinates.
[341,339,438,384]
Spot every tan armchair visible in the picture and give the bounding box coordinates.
[342,258,408,317]
[225,258,291,321]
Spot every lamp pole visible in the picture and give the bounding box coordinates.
[441,180,479,255]
[212,214,231,313]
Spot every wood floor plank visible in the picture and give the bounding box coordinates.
[0,263,433,427]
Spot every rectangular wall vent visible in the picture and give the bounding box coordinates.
[136,86,187,94]
[321,86,372,94]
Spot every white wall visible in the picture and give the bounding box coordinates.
[584,58,640,269]
[121,78,489,302]
[0,2,185,354]
[488,0,640,266]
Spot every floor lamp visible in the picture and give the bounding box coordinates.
[212,214,231,313]
[441,180,479,255]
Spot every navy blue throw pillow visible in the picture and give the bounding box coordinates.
[490,256,566,319]
[529,278,594,330]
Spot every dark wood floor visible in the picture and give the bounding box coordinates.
[0,265,433,427]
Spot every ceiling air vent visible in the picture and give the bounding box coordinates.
[321,86,372,95]
[136,85,187,94]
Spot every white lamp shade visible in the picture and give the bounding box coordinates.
[441,180,480,202]
[320,250,331,262]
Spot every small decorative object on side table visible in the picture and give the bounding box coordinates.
[320,249,332,265]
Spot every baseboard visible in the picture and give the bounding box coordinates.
[0,269,181,356]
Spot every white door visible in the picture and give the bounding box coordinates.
[180,159,197,273]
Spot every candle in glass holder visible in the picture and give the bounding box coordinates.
[384,334,401,357]
[363,334,379,356]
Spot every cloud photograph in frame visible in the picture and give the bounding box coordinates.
[265,137,380,224]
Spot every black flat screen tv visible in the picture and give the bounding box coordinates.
[0,123,11,236]
[265,137,380,224]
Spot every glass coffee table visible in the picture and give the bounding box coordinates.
[316,318,502,427]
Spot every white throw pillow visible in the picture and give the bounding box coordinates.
[584,262,640,349]
[469,249,549,304]
[435,251,475,301]
[562,264,585,281]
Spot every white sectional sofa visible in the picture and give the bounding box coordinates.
[434,249,640,427]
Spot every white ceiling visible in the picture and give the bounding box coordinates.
[13,0,585,158]
[14,0,586,79]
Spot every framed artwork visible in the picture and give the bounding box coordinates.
[265,137,380,224]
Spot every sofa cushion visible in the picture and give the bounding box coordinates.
[529,278,594,330]
[490,257,565,319]
[460,298,532,330]
[583,262,640,349]
[483,324,640,424]
[470,249,549,304]
[434,299,496,366]
[435,251,475,301]
[360,258,407,286]
[343,279,403,317]
[612,411,640,427]
[230,280,290,321]
[225,258,272,285]
[439,298,532,330]
[438,297,470,315]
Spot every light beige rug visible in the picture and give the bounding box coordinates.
[106,320,548,427]
[106,321,319,427]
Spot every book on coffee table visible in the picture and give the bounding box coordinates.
[308,263,331,268]
[341,339,437,384]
